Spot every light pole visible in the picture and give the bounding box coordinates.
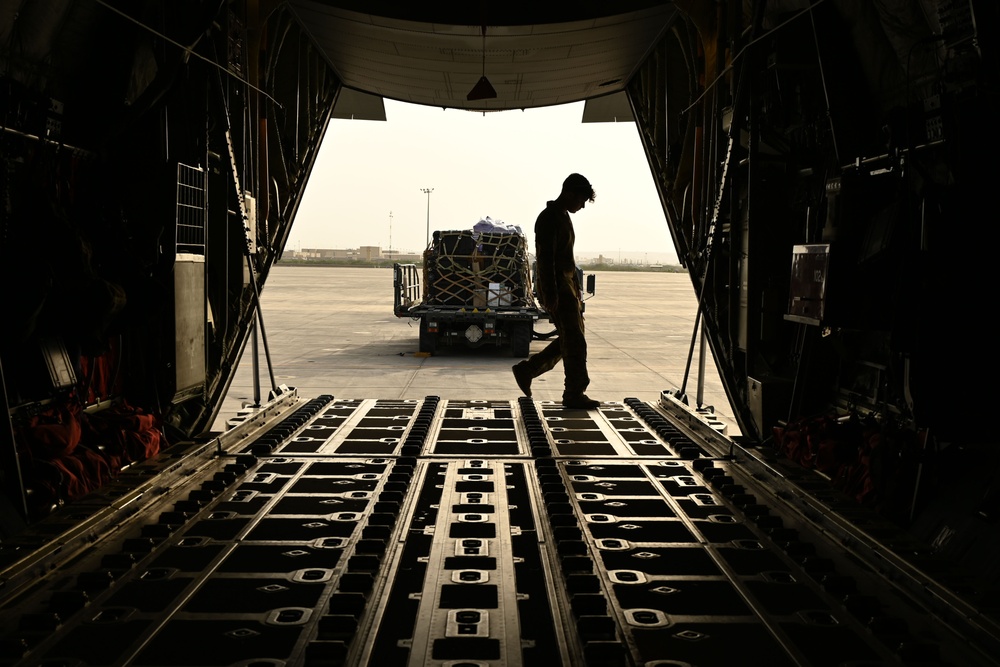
[420,187,434,247]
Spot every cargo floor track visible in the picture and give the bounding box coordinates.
[1,394,996,667]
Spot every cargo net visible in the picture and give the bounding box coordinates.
[423,230,537,308]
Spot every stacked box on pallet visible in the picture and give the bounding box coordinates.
[423,230,535,308]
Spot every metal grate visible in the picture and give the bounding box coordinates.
[175,162,206,255]
[0,397,993,666]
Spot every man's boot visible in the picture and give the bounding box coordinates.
[512,362,533,397]
[562,394,599,409]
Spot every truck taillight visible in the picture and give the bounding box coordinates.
[428,322,438,332]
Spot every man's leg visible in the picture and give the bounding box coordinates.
[554,304,590,400]
[512,336,562,397]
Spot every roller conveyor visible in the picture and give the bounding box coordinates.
[0,394,996,667]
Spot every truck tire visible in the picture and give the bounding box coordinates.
[510,322,531,358]
[419,318,437,354]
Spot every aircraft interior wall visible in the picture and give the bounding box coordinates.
[0,0,338,527]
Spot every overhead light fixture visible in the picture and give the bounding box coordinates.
[467,24,496,101]
[467,76,497,102]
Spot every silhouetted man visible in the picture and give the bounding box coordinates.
[512,173,599,409]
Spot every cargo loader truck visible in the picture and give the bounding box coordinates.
[394,226,595,356]
[394,227,540,356]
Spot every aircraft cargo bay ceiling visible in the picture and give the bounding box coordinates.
[287,1,678,112]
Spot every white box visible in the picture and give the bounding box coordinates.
[487,282,513,307]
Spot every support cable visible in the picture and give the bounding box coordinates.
[94,0,282,109]
[212,54,280,397]
[677,0,766,416]
[224,124,279,397]
[680,0,829,117]
[251,318,261,407]
[0,356,29,523]
[806,0,840,166]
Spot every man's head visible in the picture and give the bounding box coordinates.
[561,173,596,213]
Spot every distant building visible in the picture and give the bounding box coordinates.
[390,251,423,263]
[285,246,423,263]
[300,248,353,259]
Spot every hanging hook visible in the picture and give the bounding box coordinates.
[481,24,487,77]
[467,22,497,101]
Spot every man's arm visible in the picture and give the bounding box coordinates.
[535,215,558,312]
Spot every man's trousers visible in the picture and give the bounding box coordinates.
[520,299,589,398]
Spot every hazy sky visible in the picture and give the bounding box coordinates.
[288,99,679,264]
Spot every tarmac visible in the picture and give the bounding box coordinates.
[214,265,738,434]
